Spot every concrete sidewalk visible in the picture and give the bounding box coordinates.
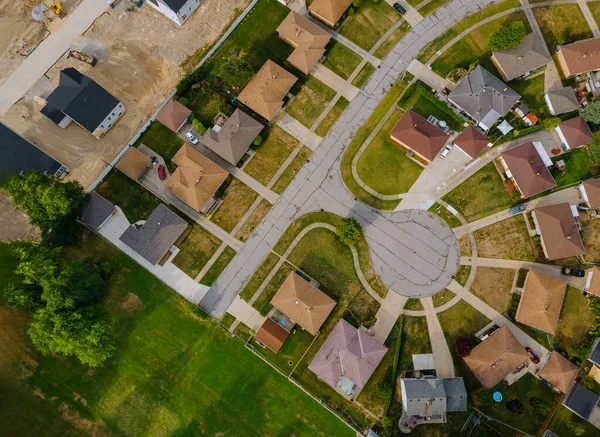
[371,292,407,343]
[406,59,452,91]
[312,64,360,101]
[422,297,455,378]
[227,296,266,332]
[277,115,323,151]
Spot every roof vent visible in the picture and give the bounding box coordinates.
[503,88,508,92]
[295,299,299,304]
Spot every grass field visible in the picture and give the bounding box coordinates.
[589,1,600,29]
[554,286,596,359]
[432,289,456,308]
[351,64,376,88]
[315,97,350,137]
[398,317,431,373]
[286,77,337,128]
[459,235,472,256]
[322,41,363,80]
[248,327,315,374]
[551,147,595,187]
[97,170,161,224]
[211,178,258,233]
[443,162,513,222]
[235,199,271,242]
[271,147,312,194]
[0,233,355,437]
[240,253,280,302]
[404,298,425,311]
[339,0,399,51]
[373,22,411,59]
[533,4,593,51]
[455,265,471,286]
[356,108,423,195]
[582,216,600,263]
[428,202,462,228]
[471,267,516,316]
[550,405,600,437]
[244,126,298,185]
[172,224,222,278]
[419,0,452,16]
[199,247,236,286]
[474,215,535,261]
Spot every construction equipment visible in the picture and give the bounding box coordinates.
[41,1,66,19]
[68,50,97,66]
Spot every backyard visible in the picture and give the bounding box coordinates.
[533,4,593,51]
[286,76,337,128]
[509,74,548,118]
[582,216,600,263]
[399,83,464,130]
[134,122,184,172]
[550,147,596,187]
[473,215,535,261]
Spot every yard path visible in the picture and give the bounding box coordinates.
[277,115,323,151]
[384,1,424,27]
[312,65,360,101]
[406,59,453,91]
[578,0,600,38]
[421,296,456,377]
[371,292,408,342]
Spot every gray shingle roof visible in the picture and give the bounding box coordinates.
[563,383,600,420]
[401,377,467,416]
[590,338,600,366]
[80,192,115,230]
[449,66,521,129]
[119,204,188,265]
[546,87,579,115]
[492,33,552,81]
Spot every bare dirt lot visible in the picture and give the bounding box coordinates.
[0,0,248,189]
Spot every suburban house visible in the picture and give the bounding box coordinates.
[254,318,291,353]
[562,383,600,428]
[545,86,579,115]
[41,68,125,139]
[0,121,68,185]
[515,270,567,335]
[80,192,116,231]
[308,0,353,27]
[589,339,600,377]
[578,178,600,209]
[156,99,192,133]
[308,318,387,398]
[115,147,151,181]
[201,109,264,165]
[277,11,331,74]
[538,351,578,394]
[499,141,556,198]
[585,266,600,297]
[490,33,551,81]
[119,204,189,266]
[532,203,585,260]
[270,272,336,335]
[400,377,467,422]
[555,116,594,150]
[556,37,600,77]
[389,110,450,163]
[146,0,201,26]
[463,325,529,389]
[165,144,228,214]
[448,66,520,131]
[238,60,297,121]
[453,125,490,159]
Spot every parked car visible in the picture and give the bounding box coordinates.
[157,165,166,181]
[509,204,527,215]
[561,267,585,277]
[578,202,592,211]
[186,131,199,145]
[439,145,452,159]
[393,2,407,14]
[525,347,540,364]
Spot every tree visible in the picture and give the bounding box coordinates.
[218,56,254,87]
[192,119,207,135]
[253,135,263,147]
[178,97,189,106]
[352,0,361,7]
[505,398,524,416]
[336,217,363,246]
[581,101,600,124]
[454,337,476,357]
[542,116,561,130]
[488,21,527,51]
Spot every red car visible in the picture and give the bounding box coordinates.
[526,347,540,364]
[158,165,166,180]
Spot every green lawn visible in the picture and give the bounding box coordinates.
[172,224,222,278]
[287,76,337,128]
[509,75,549,117]
[315,97,350,137]
[199,246,236,286]
[373,22,411,59]
[432,289,456,308]
[211,178,258,233]
[551,147,595,187]
[321,40,363,80]
[244,126,298,185]
[443,162,513,222]
[188,92,234,128]
[220,312,236,329]
[473,215,536,261]
[589,1,600,29]
[534,4,593,52]
[134,122,183,172]
[0,232,355,437]
[455,265,471,286]
[97,170,162,223]
[431,12,530,79]
[550,405,600,437]
[554,286,597,360]
[419,0,451,16]
[428,202,462,228]
[398,316,432,374]
[240,252,280,302]
[248,327,315,375]
[351,63,376,89]
[271,147,312,194]
[356,108,424,195]
[400,83,464,130]
[339,0,399,51]
[404,298,424,311]
[235,199,271,242]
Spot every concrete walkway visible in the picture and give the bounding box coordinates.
[422,296,455,378]
[321,28,382,67]
[195,242,228,282]
[277,115,323,151]
[406,59,452,91]
[312,64,360,101]
[227,296,266,332]
[310,94,342,131]
[578,0,600,38]
[371,292,408,343]
[384,0,424,27]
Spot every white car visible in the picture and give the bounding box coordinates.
[439,145,452,159]
[186,131,199,145]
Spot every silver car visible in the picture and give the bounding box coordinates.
[186,131,199,145]
[439,145,452,159]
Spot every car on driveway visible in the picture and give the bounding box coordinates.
[158,165,166,180]
[561,267,585,277]
[509,204,526,215]
[439,145,452,159]
[525,347,540,364]
[578,202,592,211]
[186,131,199,145]
[393,2,407,14]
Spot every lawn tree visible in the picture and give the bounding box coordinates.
[541,117,561,131]
[488,21,527,51]
[454,337,476,357]
[219,56,254,88]
[581,101,600,124]
[336,217,363,246]
[506,398,524,416]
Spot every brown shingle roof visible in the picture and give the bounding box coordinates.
[539,351,578,393]
[156,99,192,133]
[271,272,336,335]
[309,0,353,26]
[588,266,600,296]
[238,60,297,120]
[254,318,291,353]
[558,38,600,76]
[390,110,450,162]
[463,325,529,389]
[501,141,556,198]
[454,126,490,159]
[116,147,151,180]
[277,11,331,74]
[582,178,600,208]
[558,116,594,148]
[165,144,228,212]
[515,270,567,334]
[534,203,585,260]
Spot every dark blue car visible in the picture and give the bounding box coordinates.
[393,2,407,14]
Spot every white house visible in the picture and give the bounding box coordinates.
[146,0,201,26]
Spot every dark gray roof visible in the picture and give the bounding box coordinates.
[119,204,188,265]
[401,377,467,416]
[492,33,552,81]
[563,383,600,419]
[0,121,65,186]
[42,68,120,133]
[160,0,188,12]
[590,338,600,366]
[81,192,115,229]
[546,87,579,115]
[449,66,521,129]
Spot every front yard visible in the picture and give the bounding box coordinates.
[339,0,400,51]
[210,178,258,233]
[199,246,236,286]
[428,202,462,228]
[533,4,593,51]
[321,40,363,80]
[287,76,337,128]
[315,97,350,137]
[470,267,516,316]
[473,215,535,261]
[172,224,222,278]
[243,126,299,185]
[582,216,600,263]
[271,147,312,194]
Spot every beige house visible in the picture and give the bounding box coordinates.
[309,0,353,27]
[156,99,192,133]
[116,147,151,181]
[556,38,600,77]
[538,351,578,393]
[532,203,585,260]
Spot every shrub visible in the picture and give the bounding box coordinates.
[352,0,361,7]
[336,217,363,246]
[178,97,189,106]
[506,398,524,416]
[253,135,263,147]
[348,7,355,15]
[581,101,600,124]
[219,100,235,117]
[454,338,476,357]
[488,21,527,51]
[542,117,561,130]
[192,119,207,135]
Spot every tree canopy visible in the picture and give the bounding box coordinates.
[218,56,254,88]
[581,100,600,124]
[488,21,527,51]
[336,217,363,246]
